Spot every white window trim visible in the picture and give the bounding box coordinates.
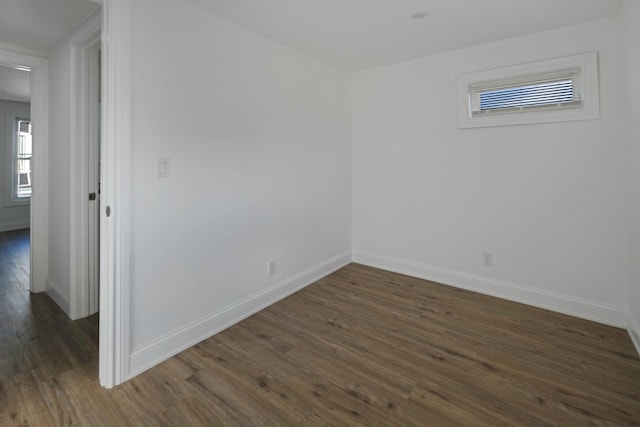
[5,110,31,207]
[456,52,600,129]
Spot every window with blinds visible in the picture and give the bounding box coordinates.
[16,119,32,198]
[456,52,599,128]
[471,69,582,115]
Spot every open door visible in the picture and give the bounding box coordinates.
[69,13,102,320]
[87,44,101,316]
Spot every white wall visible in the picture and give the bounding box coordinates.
[352,17,629,327]
[622,1,640,351]
[128,0,351,375]
[46,39,71,313]
[0,99,30,232]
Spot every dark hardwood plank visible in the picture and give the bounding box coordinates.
[1,229,638,426]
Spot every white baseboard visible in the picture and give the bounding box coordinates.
[629,313,640,357]
[128,251,352,379]
[46,278,70,315]
[0,220,29,233]
[352,251,627,328]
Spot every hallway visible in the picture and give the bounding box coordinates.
[0,229,99,424]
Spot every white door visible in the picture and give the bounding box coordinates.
[87,42,101,316]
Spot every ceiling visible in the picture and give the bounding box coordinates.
[0,0,99,54]
[0,65,30,102]
[0,0,624,71]
[185,0,624,71]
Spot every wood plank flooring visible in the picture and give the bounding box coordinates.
[1,229,639,426]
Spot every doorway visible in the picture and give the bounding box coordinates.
[0,50,47,297]
[0,1,131,388]
[0,63,32,297]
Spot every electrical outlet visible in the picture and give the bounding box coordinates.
[268,260,276,276]
[483,251,493,266]
[157,158,170,178]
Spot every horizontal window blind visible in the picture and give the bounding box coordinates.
[470,68,582,116]
[19,120,31,133]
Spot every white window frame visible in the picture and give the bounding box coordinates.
[5,111,32,207]
[456,52,600,129]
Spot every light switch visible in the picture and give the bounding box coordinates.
[157,158,170,178]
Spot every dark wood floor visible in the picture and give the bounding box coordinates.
[1,229,639,426]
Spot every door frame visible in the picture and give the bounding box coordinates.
[0,49,49,296]
[93,0,132,388]
[0,0,131,389]
[69,12,102,321]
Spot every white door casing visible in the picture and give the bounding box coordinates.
[95,0,132,388]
